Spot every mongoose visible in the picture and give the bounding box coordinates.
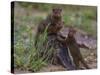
[37,8,63,34]
[65,28,90,69]
[35,8,64,47]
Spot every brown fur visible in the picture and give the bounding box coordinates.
[35,8,64,47]
[66,28,90,69]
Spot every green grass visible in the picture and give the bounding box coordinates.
[14,21,54,71]
[62,11,97,35]
[14,26,47,71]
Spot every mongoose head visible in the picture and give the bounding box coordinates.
[68,27,76,38]
[52,8,62,19]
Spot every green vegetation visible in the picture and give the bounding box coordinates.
[14,16,54,71]
[14,2,97,72]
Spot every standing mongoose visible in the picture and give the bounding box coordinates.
[34,8,64,47]
[65,28,90,69]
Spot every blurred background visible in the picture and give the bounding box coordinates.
[13,1,97,73]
